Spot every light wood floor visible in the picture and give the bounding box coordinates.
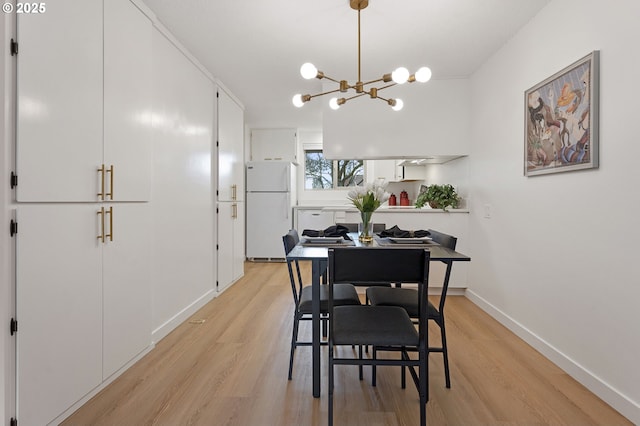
[63,261,631,426]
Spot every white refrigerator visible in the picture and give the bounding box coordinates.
[246,161,297,259]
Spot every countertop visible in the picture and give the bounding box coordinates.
[294,205,469,213]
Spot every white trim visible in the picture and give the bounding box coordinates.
[465,289,639,424]
[152,289,217,343]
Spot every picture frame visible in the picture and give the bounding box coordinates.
[524,51,599,176]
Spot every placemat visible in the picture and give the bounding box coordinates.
[375,237,438,248]
[301,239,356,247]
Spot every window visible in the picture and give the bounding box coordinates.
[304,149,364,189]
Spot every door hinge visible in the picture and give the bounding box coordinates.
[10,318,17,336]
[10,38,18,56]
[10,220,18,237]
[10,417,17,426]
[10,171,18,188]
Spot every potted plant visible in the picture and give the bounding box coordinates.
[414,184,460,210]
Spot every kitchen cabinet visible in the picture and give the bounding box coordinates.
[296,208,334,231]
[250,128,297,162]
[217,201,245,292]
[372,160,425,182]
[16,203,150,426]
[16,0,152,202]
[217,86,245,290]
[218,87,245,202]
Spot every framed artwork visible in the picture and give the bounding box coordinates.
[524,51,599,176]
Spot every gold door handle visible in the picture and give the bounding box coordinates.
[105,206,113,241]
[97,164,105,200]
[232,203,237,219]
[231,184,237,200]
[105,165,114,200]
[97,207,105,242]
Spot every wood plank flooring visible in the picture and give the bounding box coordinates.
[63,261,632,425]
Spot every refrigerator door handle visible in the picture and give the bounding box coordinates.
[285,193,290,219]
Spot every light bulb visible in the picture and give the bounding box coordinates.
[292,94,304,108]
[300,63,318,80]
[415,67,432,83]
[329,98,341,110]
[391,67,410,84]
[392,99,404,111]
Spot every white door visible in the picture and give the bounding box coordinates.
[218,89,244,202]
[16,205,103,426]
[246,192,291,258]
[103,0,152,201]
[217,202,234,291]
[102,203,152,379]
[232,201,245,281]
[16,0,103,202]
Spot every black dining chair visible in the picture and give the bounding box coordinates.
[366,229,457,388]
[327,247,430,426]
[282,229,361,380]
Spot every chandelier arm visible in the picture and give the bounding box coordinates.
[371,83,397,92]
[343,92,369,103]
[308,88,344,99]
[322,75,343,84]
[360,77,386,86]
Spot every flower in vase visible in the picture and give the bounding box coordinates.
[347,182,390,241]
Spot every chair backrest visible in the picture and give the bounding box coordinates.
[283,229,303,305]
[329,247,431,338]
[336,223,386,233]
[427,229,457,313]
[428,229,457,250]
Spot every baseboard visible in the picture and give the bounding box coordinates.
[49,343,155,426]
[465,289,639,424]
[152,288,217,343]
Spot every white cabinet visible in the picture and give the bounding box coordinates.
[16,0,152,202]
[218,88,245,202]
[372,160,425,182]
[217,202,245,292]
[16,203,150,426]
[296,208,335,231]
[218,87,245,290]
[250,128,297,162]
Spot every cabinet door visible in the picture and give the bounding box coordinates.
[232,201,245,282]
[16,0,103,201]
[250,128,297,162]
[297,209,335,231]
[16,205,102,426]
[218,89,244,202]
[372,160,401,182]
[104,0,152,201]
[102,203,151,378]
[217,202,234,291]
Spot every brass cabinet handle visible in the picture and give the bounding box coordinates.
[231,184,237,201]
[97,207,105,241]
[105,165,114,200]
[97,165,105,200]
[232,203,237,219]
[105,206,113,241]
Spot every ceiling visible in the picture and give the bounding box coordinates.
[142,0,550,130]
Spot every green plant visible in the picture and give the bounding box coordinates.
[414,184,460,210]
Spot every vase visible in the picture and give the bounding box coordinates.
[358,211,374,242]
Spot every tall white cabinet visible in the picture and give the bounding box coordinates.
[217,87,245,292]
[14,1,152,424]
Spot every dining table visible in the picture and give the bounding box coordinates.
[285,231,471,398]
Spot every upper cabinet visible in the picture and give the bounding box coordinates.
[218,87,245,202]
[16,0,152,202]
[322,79,471,160]
[250,128,297,163]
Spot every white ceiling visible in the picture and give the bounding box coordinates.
[142,0,550,130]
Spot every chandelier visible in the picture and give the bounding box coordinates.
[292,0,431,111]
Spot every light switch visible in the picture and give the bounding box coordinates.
[483,204,492,219]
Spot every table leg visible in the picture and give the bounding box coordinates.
[312,259,321,398]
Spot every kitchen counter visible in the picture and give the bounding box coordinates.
[318,206,469,213]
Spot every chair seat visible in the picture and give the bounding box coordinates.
[299,283,360,313]
[332,305,419,346]
[366,287,439,319]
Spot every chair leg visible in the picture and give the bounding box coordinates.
[359,345,363,380]
[288,313,300,380]
[440,319,451,388]
[371,347,377,386]
[329,346,334,426]
[419,347,427,426]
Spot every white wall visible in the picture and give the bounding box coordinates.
[467,0,640,422]
[150,27,217,341]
